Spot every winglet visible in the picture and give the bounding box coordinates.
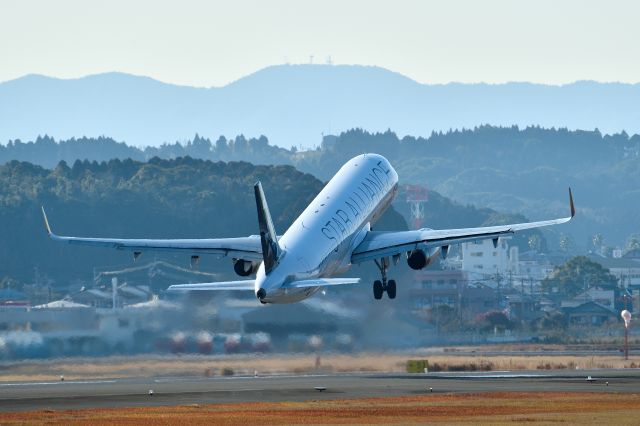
[41,206,52,235]
[569,188,576,218]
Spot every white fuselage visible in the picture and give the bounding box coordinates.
[255,153,399,303]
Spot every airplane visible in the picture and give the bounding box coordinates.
[42,153,575,304]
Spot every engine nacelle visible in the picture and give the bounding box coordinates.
[233,259,258,277]
[407,249,429,270]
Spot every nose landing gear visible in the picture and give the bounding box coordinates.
[373,258,397,300]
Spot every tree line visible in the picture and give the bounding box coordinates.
[4,124,636,248]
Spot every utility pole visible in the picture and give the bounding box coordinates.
[457,279,463,331]
[112,277,118,310]
[621,309,631,361]
[496,273,503,308]
[625,324,629,361]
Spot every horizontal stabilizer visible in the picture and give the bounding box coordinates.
[167,280,255,291]
[285,278,361,288]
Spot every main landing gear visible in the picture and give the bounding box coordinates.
[373,257,396,300]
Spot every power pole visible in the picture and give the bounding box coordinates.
[622,309,631,361]
[112,277,118,310]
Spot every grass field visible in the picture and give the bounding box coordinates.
[1,392,639,425]
[1,349,639,382]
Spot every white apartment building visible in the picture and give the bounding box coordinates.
[461,238,510,277]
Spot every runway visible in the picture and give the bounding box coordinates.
[1,369,639,412]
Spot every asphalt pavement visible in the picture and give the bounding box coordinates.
[1,369,638,412]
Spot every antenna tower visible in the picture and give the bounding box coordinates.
[405,184,429,229]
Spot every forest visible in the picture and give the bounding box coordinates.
[3,125,638,247]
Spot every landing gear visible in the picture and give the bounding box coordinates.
[373,258,397,300]
[387,280,396,299]
[373,280,383,299]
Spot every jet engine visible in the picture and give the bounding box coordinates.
[407,249,429,270]
[233,259,258,276]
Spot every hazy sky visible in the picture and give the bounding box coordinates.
[1,0,638,87]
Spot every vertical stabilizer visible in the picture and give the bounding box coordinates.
[254,181,281,274]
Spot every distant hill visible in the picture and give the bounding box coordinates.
[1,65,639,148]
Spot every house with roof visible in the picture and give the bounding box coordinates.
[561,288,616,311]
[409,269,503,321]
[515,250,560,283]
[0,289,29,307]
[588,254,640,289]
[70,285,150,308]
[622,248,640,261]
[562,301,617,327]
[505,293,541,322]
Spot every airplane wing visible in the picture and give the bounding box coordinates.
[351,188,575,264]
[285,278,361,288]
[168,280,255,291]
[41,207,263,261]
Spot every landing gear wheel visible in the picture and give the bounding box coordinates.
[387,280,397,299]
[374,258,397,301]
[373,280,383,300]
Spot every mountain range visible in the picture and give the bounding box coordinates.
[1,65,639,148]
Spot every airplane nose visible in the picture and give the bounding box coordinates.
[256,288,266,301]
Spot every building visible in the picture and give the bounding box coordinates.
[561,288,615,310]
[516,250,557,283]
[71,285,150,308]
[410,270,465,314]
[562,301,617,327]
[461,238,510,277]
[505,293,540,322]
[409,270,501,321]
[241,301,360,350]
[588,254,640,290]
[0,289,29,307]
[622,248,640,261]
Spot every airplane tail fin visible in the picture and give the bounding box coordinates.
[254,181,281,274]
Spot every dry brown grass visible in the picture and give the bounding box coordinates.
[2,392,640,425]
[2,350,639,382]
[417,354,639,371]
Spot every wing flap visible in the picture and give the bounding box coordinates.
[167,280,255,291]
